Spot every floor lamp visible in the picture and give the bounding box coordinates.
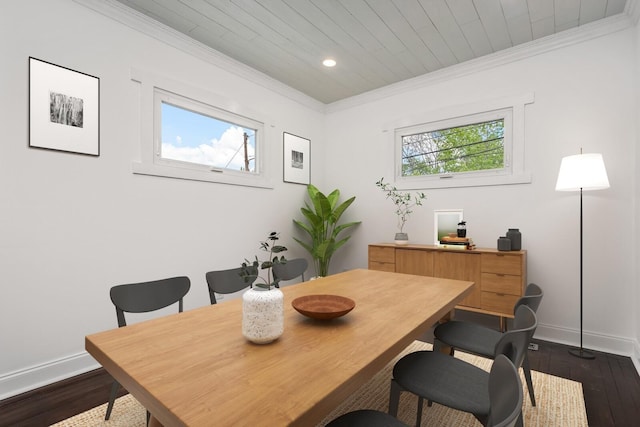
[555,152,609,359]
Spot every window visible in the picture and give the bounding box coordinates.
[400,112,507,177]
[156,90,260,174]
[391,94,533,189]
[131,69,272,188]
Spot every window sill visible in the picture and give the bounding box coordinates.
[132,162,273,189]
[395,172,532,190]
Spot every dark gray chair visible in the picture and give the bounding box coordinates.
[488,355,524,427]
[326,409,408,427]
[272,257,308,282]
[205,267,255,304]
[389,305,536,427]
[433,283,543,406]
[105,276,191,421]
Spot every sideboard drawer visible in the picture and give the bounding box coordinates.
[481,273,521,295]
[481,292,520,315]
[481,253,522,275]
[368,261,396,272]
[369,246,396,264]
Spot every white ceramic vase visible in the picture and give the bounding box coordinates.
[394,232,409,246]
[242,286,284,344]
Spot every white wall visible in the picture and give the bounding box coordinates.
[634,6,640,372]
[2,0,639,400]
[0,0,325,398]
[324,25,638,356]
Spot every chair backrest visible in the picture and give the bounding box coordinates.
[487,355,523,427]
[205,267,255,304]
[494,305,537,370]
[514,282,543,314]
[272,258,308,282]
[110,276,191,327]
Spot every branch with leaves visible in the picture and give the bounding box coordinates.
[375,178,426,233]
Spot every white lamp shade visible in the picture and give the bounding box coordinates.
[555,153,610,192]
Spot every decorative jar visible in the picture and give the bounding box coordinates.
[242,286,284,344]
[457,221,467,238]
[497,236,511,251]
[506,228,521,250]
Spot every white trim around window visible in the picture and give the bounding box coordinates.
[130,68,273,189]
[384,93,534,190]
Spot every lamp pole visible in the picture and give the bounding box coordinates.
[568,188,595,359]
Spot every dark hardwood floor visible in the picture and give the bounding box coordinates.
[2,312,639,426]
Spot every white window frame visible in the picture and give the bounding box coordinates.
[387,93,533,190]
[131,68,273,188]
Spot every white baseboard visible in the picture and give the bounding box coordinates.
[632,341,640,376]
[535,322,638,359]
[0,352,99,400]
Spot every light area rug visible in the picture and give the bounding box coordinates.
[51,341,588,427]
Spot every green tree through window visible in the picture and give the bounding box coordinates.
[401,119,504,176]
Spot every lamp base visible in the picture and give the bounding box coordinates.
[568,348,595,359]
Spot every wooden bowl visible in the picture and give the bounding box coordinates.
[291,294,355,320]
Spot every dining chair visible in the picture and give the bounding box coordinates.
[205,267,256,304]
[389,305,537,427]
[326,409,408,426]
[433,283,543,406]
[272,257,308,282]
[105,276,191,421]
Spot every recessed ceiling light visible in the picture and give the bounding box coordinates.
[322,58,336,67]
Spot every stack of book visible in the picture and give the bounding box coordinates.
[438,236,476,250]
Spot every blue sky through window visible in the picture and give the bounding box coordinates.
[161,102,256,171]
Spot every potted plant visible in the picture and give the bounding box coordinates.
[239,231,287,344]
[293,184,361,277]
[240,231,287,289]
[375,177,426,245]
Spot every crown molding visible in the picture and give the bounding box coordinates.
[326,11,636,113]
[73,0,326,113]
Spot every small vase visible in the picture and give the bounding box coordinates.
[506,228,521,251]
[497,236,511,251]
[394,232,409,246]
[242,286,284,344]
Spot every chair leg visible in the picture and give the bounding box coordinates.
[433,339,454,356]
[389,379,402,417]
[416,396,424,427]
[522,352,536,406]
[105,380,120,420]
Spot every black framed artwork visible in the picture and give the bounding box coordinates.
[283,132,310,184]
[29,57,100,156]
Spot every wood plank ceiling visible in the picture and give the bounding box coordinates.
[114,0,628,104]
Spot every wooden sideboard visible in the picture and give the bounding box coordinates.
[368,243,527,328]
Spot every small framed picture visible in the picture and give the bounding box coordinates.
[29,57,100,156]
[283,132,310,184]
[434,209,464,244]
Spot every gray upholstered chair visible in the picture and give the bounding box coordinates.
[205,267,256,304]
[389,305,536,427]
[105,276,191,421]
[272,257,308,282]
[433,283,543,406]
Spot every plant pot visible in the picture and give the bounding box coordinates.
[242,287,284,344]
[394,232,409,246]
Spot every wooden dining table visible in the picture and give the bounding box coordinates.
[86,268,474,427]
